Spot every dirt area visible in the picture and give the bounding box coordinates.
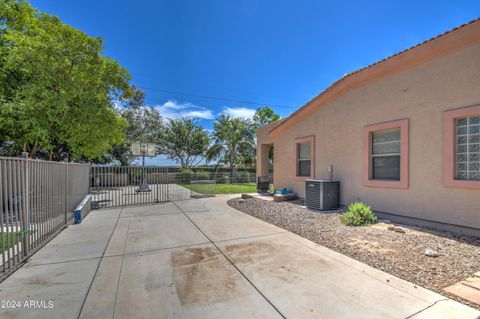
[227,197,480,308]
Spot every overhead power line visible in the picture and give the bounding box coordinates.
[132,72,300,101]
[136,85,297,109]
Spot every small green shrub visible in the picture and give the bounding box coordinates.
[341,202,377,226]
[179,168,194,182]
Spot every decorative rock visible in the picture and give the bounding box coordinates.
[388,226,406,233]
[227,196,480,305]
[425,249,439,257]
[241,193,253,199]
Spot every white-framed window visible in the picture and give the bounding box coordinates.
[363,118,408,189]
[370,128,401,180]
[297,142,311,177]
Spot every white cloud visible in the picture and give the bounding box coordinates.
[222,107,256,120]
[186,110,214,119]
[154,100,214,120]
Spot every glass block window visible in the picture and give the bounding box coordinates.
[297,142,311,177]
[371,128,401,180]
[456,115,480,181]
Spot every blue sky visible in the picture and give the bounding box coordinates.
[31,0,479,165]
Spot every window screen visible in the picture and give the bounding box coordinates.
[456,115,480,181]
[371,128,400,180]
[297,142,311,177]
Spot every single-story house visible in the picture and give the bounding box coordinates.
[256,19,480,235]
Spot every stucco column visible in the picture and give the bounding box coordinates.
[257,144,271,178]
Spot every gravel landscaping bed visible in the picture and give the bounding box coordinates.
[228,197,480,308]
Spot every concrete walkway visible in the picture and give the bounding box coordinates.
[0,196,478,319]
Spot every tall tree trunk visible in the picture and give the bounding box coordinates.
[229,162,234,184]
[30,140,38,158]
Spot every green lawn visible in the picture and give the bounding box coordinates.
[1,232,23,254]
[1,230,35,253]
[182,182,256,194]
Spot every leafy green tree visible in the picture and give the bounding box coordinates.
[207,115,255,182]
[252,106,280,130]
[108,106,163,165]
[107,88,163,165]
[252,106,280,168]
[157,118,210,168]
[0,0,133,161]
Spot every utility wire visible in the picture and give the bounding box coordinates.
[132,72,300,102]
[136,85,297,109]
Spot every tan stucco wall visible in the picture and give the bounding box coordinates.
[259,43,480,230]
[256,120,281,179]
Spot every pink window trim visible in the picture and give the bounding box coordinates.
[443,104,480,189]
[294,136,315,180]
[363,118,409,189]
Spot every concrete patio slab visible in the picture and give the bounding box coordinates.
[29,208,121,265]
[186,207,285,242]
[409,299,479,319]
[283,232,446,304]
[120,201,181,217]
[1,197,478,319]
[216,234,435,319]
[174,196,237,213]
[124,214,209,254]
[113,244,281,319]
[174,198,211,212]
[104,217,130,256]
[79,256,123,319]
[0,259,99,319]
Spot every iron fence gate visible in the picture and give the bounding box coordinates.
[90,166,216,209]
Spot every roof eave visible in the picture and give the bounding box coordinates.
[269,18,480,136]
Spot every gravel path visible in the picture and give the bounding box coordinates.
[228,197,480,308]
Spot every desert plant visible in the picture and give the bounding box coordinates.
[340,202,377,226]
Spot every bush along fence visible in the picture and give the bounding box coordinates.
[175,169,256,184]
[0,156,90,281]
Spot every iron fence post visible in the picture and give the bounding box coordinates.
[21,153,30,258]
[64,159,68,226]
